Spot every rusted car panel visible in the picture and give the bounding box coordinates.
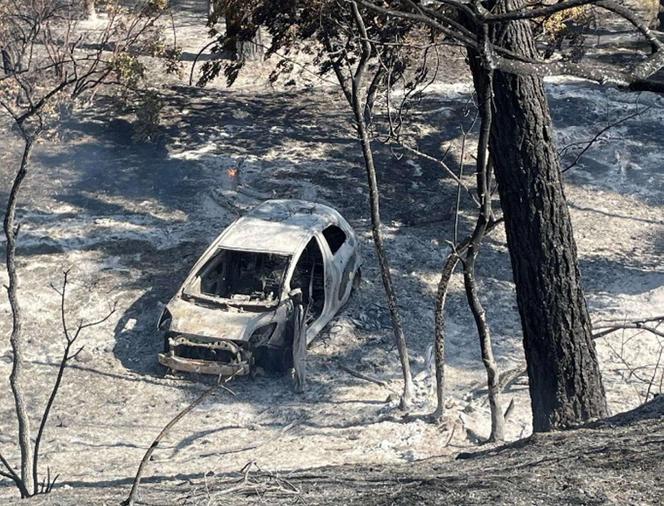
[158,199,361,376]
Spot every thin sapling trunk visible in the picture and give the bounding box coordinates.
[4,137,35,496]
[349,2,414,408]
[462,54,505,441]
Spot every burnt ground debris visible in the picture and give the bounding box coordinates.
[0,1,663,503]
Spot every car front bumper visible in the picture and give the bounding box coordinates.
[158,353,251,375]
[159,335,251,376]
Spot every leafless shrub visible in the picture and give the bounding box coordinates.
[184,461,301,504]
[0,270,116,496]
[0,0,165,497]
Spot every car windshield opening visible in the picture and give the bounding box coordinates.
[196,248,290,302]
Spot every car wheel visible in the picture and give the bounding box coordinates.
[255,345,292,374]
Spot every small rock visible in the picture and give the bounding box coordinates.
[75,349,94,363]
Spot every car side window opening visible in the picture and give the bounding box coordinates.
[198,248,290,302]
[322,225,347,255]
[290,238,325,324]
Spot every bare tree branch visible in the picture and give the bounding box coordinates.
[562,106,651,173]
[32,272,116,494]
[123,375,237,506]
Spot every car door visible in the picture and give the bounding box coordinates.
[319,224,355,308]
[287,235,330,342]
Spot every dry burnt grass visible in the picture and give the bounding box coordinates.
[173,397,664,506]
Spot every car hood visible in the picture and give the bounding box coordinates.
[166,296,274,342]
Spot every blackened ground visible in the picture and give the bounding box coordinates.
[181,396,664,506]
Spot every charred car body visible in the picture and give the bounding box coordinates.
[158,199,361,376]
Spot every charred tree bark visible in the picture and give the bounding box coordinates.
[432,216,505,423]
[463,256,505,440]
[3,138,34,495]
[472,0,608,431]
[83,0,96,19]
[224,6,263,61]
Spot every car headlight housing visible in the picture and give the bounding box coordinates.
[249,323,277,347]
[157,307,172,331]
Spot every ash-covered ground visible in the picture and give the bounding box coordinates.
[0,1,663,504]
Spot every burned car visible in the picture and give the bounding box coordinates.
[158,199,361,376]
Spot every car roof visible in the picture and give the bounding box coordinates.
[217,199,342,255]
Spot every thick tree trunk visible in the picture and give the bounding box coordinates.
[83,0,96,19]
[224,8,263,61]
[475,0,608,431]
[4,139,34,495]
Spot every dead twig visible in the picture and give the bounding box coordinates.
[210,461,301,500]
[561,106,651,173]
[593,322,664,340]
[123,374,237,506]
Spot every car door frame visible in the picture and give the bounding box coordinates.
[283,233,333,344]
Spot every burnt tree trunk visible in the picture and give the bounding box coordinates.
[83,0,96,19]
[224,7,263,61]
[346,3,414,408]
[462,53,505,440]
[472,0,608,431]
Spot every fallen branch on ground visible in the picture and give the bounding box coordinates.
[209,461,300,500]
[338,364,393,390]
[593,316,664,340]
